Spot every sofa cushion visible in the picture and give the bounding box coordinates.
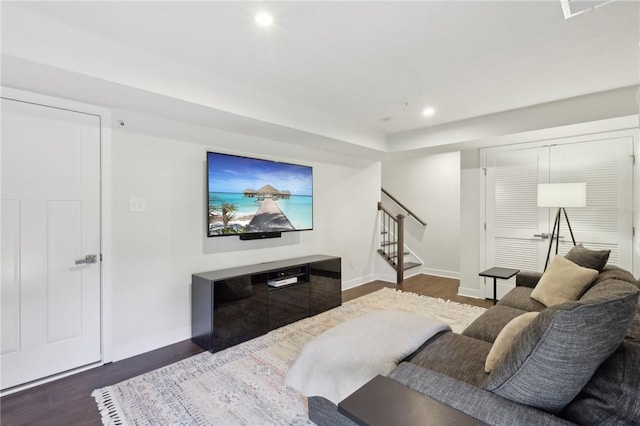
[497,286,545,312]
[590,265,639,288]
[581,280,640,302]
[628,309,640,343]
[581,281,640,343]
[408,332,492,387]
[561,341,640,425]
[462,305,528,343]
[485,312,539,373]
[483,290,639,413]
[531,256,598,306]
[564,244,610,272]
[390,363,575,426]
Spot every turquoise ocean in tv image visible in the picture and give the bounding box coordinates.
[209,192,313,230]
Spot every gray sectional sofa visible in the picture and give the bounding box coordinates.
[309,247,640,425]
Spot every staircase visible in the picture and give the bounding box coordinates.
[377,189,427,283]
[378,244,422,271]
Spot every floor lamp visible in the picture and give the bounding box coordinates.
[537,183,587,270]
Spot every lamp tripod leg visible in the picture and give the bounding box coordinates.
[562,208,577,245]
[544,209,561,271]
[556,209,561,255]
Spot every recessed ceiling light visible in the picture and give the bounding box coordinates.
[255,11,273,27]
[422,107,436,117]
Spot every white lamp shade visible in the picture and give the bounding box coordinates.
[537,183,586,208]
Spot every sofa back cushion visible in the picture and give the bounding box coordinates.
[564,244,610,272]
[582,281,640,344]
[483,290,639,413]
[461,305,529,344]
[628,309,640,343]
[560,341,640,425]
[581,280,640,302]
[589,265,639,289]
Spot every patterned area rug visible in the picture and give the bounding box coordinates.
[93,288,486,425]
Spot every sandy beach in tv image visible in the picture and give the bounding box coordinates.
[208,153,313,236]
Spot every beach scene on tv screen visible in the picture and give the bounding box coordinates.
[208,153,313,236]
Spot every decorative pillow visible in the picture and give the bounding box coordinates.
[483,291,639,413]
[565,244,610,272]
[485,312,539,373]
[561,341,640,425]
[531,256,598,306]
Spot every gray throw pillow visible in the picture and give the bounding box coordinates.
[483,290,639,413]
[564,244,610,272]
[561,341,640,425]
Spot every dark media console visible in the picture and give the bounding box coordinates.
[191,255,341,353]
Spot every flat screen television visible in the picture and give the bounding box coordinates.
[207,152,313,238]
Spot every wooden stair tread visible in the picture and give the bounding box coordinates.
[387,252,410,258]
[377,250,421,270]
[403,262,421,270]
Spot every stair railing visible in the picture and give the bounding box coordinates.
[381,188,427,226]
[378,202,405,284]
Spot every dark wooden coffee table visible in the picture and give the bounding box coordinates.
[338,375,484,425]
[479,267,520,305]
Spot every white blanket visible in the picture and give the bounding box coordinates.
[284,310,450,404]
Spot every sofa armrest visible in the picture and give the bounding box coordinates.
[389,363,574,426]
[516,270,543,288]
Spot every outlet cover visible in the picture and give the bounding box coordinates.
[129,197,146,212]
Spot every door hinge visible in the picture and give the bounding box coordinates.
[483,168,487,176]
[484,223,487,231]
[632,154,636,165]
[633,227,636,237]
[100,253,103,262]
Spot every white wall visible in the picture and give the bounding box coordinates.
[380,151,460,278]
[110,128,380,360]
[458,149,482,298]
[107,117,637,362]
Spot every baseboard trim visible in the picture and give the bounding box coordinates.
[112,327,191,362]
[1,361,104,396]
[458,286,482,299]
[421,267,460,280]
[404,267,422,280]
[342,274,376,291]
[373,272,397,284]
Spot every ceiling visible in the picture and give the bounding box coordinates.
[1,1,639,155]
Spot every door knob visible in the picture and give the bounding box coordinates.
[75,254,98,265]
[533,233,549,240]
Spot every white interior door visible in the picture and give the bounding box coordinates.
[1,98,102,390]
[484,135,634,299]
[549,138,634,270]
[485,146,550,299]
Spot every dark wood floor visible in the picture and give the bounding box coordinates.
[0,340,204,426]
[343,274,493,309]
[0,274,490,425]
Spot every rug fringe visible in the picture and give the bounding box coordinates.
[92,387,128,426]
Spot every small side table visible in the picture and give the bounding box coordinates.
[479,267,520,305]
[338,375,483,425]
